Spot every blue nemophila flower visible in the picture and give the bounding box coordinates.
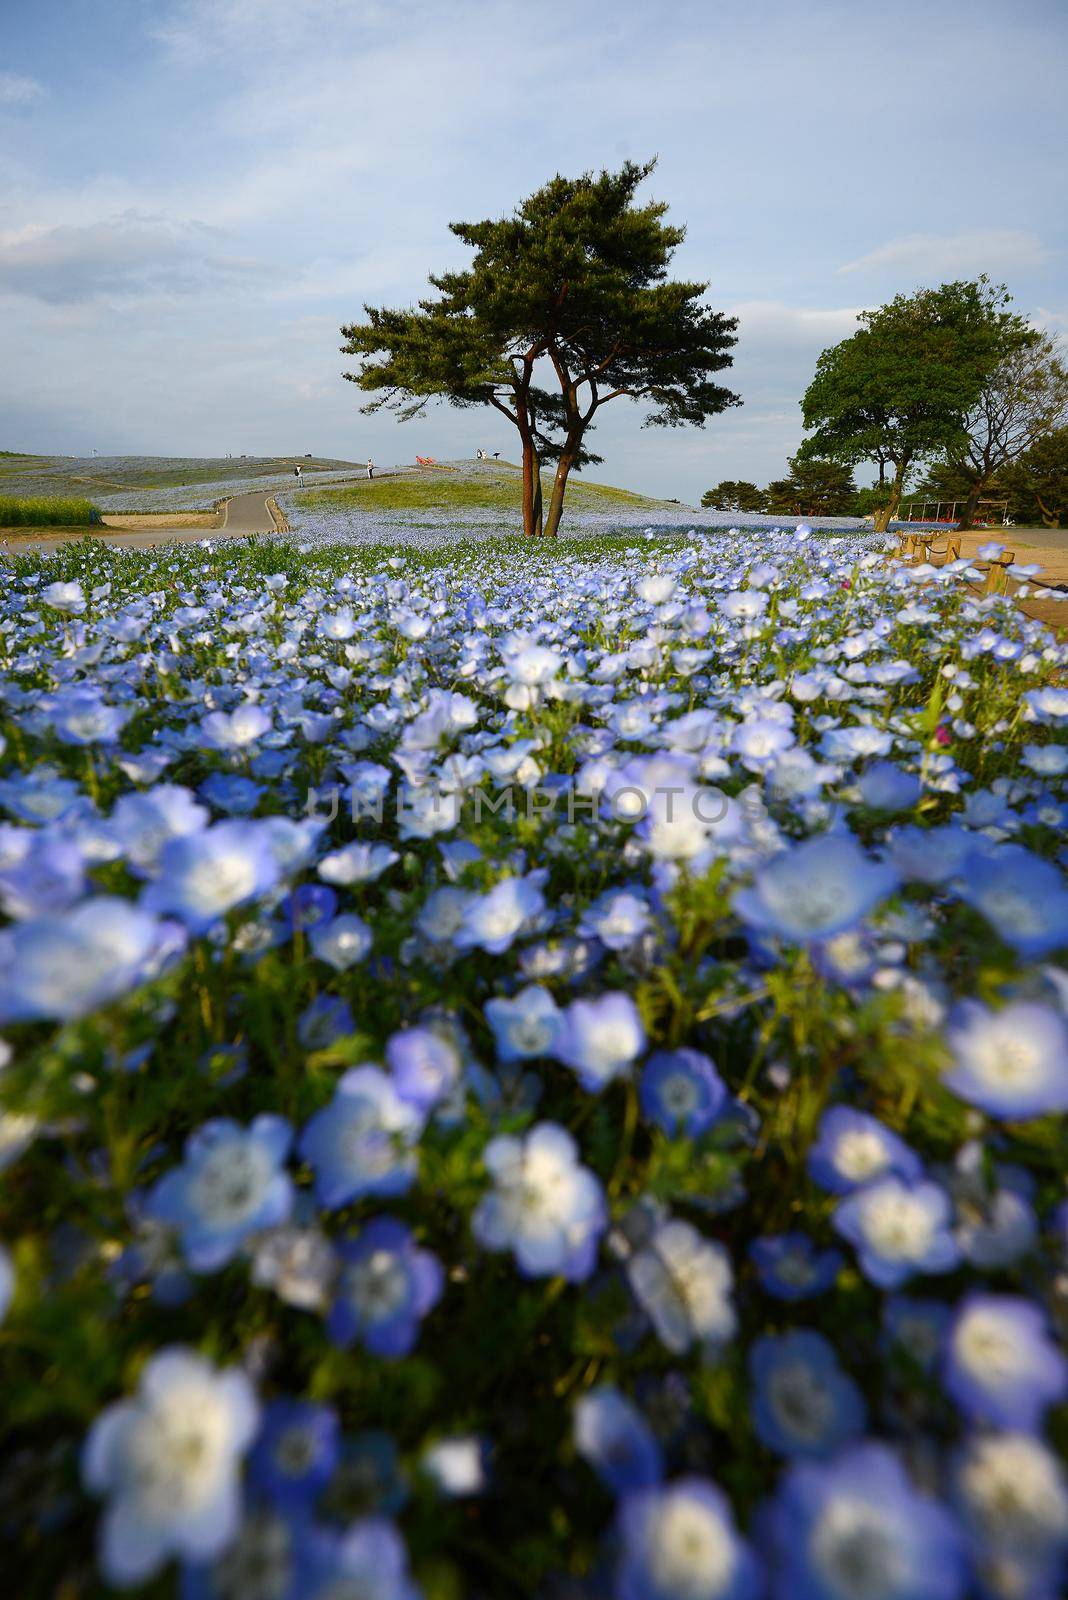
[298,1067,424,1208]
[197,772,263,816]
[640,1048,727,1138]
[318,840,399,886]
[82,1348,259,1588]
[41,579,86,613]
[385,1026,461,1112]
[808,1107,923,1195]
[108,785,209,876]
[957,844,1068,958]
[472,1122,607,1281]
[327,1217,443,1358]
[145,1115,294,1271]
[943,1294,1068,1431]
[574,1386,663,1495]
[298,993,355,1050]
[944,999,1068,1118]
[627,1218,736,1355]
[198,702,271,751]
[615,1477,760,1600]
[1023,685,1068,724]
[856,760,922,812]
[833,1175,960,1289]
[734,833,899,944]
[769,1442,966,1600]
[0,829,85,919]
[749,1233,843,1301]
[886,824,976,886]
[179,1508,301,1600]
[483,984,562,1062]
[554,992,647,1092]
[249,1399,340,1511]
[50,687,132,746]
[750,1329,866,1459]
[0,897,182,1024]
[296,1517,421,1600]
[284,883,337,933]
[141,821,281,932]
[454,870,548,954]
[883,1296,952,1370]
[309,912,372,971]
[577,888,652,950]
[955,1432,1068,1594]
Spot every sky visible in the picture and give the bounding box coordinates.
[1,0,1066,504]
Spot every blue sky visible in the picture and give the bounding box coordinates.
[1,0,1066,502]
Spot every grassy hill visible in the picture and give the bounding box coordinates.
[0,453,361,499]
[299,459,676,515]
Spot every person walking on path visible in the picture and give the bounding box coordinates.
[367,459,375,480]
[294,465,303,488]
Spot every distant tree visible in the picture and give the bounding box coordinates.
[700,479,766,512]
[762,456,858,517]
[342,161,741,538]
[799,279,1023,532]
[948,333,1068,528]
[1002,426,1068,528]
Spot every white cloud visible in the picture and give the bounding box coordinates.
[0,72,45,105]
[0,212,278,304]
[838,229,1047,279]
[729,301,864,346]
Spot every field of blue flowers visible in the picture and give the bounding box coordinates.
[1,524,1067,1600]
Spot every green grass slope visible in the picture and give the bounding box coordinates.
[300,459,676,514]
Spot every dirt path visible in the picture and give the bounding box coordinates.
[0,487,286,555]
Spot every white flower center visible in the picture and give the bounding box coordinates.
[811,1500,905,1600]
[191,1142,271,1229]
[860,1190,933,1262]
[954,1310,1024,1383]
[649,1498,735,1598]
[836,1130,890,1183]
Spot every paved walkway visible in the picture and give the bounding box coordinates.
[220,489,281,534]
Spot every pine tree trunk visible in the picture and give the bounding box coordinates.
[519,433,535,538]
[542,435,580,539]
[531,452,543,537]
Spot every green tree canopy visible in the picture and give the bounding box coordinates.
[700,479,766,512]
[341,160,740,536]
[948,332,1068,527]
[799,278,1025,531]
[763,456,858,517]
[1003,426,1068,528]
